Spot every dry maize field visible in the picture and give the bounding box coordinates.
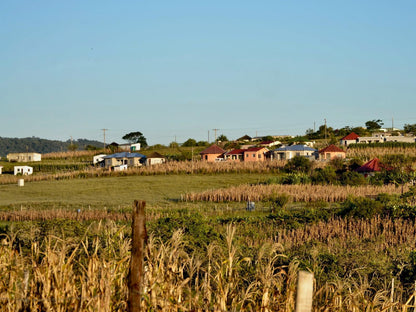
[1,221,416,312]
[182,183,406,203]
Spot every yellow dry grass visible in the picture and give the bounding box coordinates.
[182,183,405,203]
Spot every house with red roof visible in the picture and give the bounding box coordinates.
[340,132,360,147]
[318,145,346,161]
[199,144,226,162]
[356,158,382,177]
[243,147,268,162]
[224,149,245,161]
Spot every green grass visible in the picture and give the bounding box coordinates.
[0,173,274,210]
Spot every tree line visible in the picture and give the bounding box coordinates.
[0,137,103,156]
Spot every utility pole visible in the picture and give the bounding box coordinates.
[392,117,394,130]
[324,119,327,142]
[314,121,316,133]
[208,130,210,143]
[212,129,219,142]
[101,128,108,150]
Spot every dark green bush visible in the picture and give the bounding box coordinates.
[311,166,338,185]
[338,196,384,218]
[340,171,367,186]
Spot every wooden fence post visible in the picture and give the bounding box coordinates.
[295,271,314,312]
[128,200,147,312]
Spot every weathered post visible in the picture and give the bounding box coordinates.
[295,271,314,312]
[128,200,147,312]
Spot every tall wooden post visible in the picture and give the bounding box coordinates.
[128,200,147,312]
[295,271,314,312]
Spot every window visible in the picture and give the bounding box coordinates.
[258,154,262,158]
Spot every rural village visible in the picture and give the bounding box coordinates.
[2,1,416,309]
[2,123,416,310]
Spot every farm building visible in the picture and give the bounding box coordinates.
[200,144,226,162]
[7,152,41,162]
[271,145,317,160]
[14,166,33,175]
[103,152,146,170]
[146,152,166,165]
[318,145,346,161]
[0,166,2,174]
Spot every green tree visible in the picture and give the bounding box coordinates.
[122,131,148,147]
[196,141,209,146]
[217,134,228,142]
[284,156,312,173]
[404,123,416,134]
[182,138,197,147]
[85,144,98,151]
[365,119,383,131]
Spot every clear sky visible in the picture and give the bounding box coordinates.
[1,1,415,145]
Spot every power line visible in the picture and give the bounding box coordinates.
[212,129,219,142]
[101,129,108,149]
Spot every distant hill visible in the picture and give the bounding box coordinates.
[0,137,103,156]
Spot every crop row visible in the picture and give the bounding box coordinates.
[182,183,405,202]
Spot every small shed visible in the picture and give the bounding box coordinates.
[0,166,3,175]
[14,166,33,175]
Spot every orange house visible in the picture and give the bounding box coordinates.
[243,147,268,162]
[318,145,346,160]
[200,144,226,162]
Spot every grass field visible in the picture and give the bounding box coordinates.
[0,173,274,210]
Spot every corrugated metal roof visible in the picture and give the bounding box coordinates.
[103,152,146,159]
[273,145,316,152]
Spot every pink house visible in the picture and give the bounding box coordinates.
[243,147,268,162]
[200,144,226,162]
[318,145,346,160]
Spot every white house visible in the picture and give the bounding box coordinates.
[0,166,3,175]
[93,154,107,165]
[14,166,33,175]
[7,153,41,162]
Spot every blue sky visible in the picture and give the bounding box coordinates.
[1,1,415,145]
